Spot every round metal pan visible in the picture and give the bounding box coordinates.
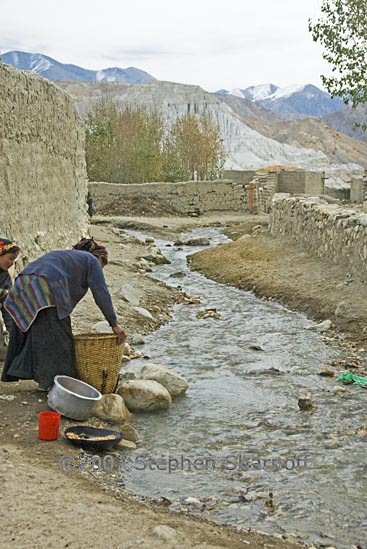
[64,425,123,450]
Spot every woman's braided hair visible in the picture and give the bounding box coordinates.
[72,237,108,266]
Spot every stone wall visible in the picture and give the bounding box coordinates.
[223,170,256,185]
[240,170,324,213]
[90,169,325,216]
[324,186,350,201]
[270,194,367,275]
[350,172,367,203]
[350,178,364,203]
[277,171,324,195]
[89,180,245,215]
[0,63,88,265]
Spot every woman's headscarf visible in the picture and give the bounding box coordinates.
[72,237,108,266]
[0,238,19,256]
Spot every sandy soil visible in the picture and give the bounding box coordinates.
[1,214,305,549]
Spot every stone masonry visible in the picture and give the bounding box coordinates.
[90,169,324,215]
[350,169,367,204]
[89,180,245,215]
[270,194,367,275]
[0,62,88,266]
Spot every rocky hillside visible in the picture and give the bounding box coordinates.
[323,104,367,144]
[55,80,365,185]
[220,94,367,168]
[215,92,287,122]
[56,80,334,172]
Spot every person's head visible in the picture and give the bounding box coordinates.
[0,238,20,271]
[72,237,108,268]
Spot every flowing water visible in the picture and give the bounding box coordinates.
[119,227,367,548]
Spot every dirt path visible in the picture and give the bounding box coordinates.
[1,215,305,549]
[1,439,304,549]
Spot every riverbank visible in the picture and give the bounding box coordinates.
[189,220,367,360]
[1,215,306,549]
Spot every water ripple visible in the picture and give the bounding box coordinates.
[120,227,367,548]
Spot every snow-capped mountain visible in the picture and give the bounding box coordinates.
[3,50,363,182]
[219,83,344,118]
[1,51,156,85]
[2,51,345,118]
[241,83,280,101]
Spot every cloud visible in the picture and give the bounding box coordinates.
[0,0,327,91]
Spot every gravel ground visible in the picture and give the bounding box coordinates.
[1,214,305,549]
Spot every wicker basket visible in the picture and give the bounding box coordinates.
[73,333,124,394]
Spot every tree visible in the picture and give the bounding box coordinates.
[85,98,119,182]
[163,114,225,182]
[165,114,201,181]
[115,108,164,183]
[85,99,226,183]
[85,99,164,183]
[308,0,367,108]
[196,114,226,181]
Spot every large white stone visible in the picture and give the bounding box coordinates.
[92,393,131,422]
[174,236,210,247]
[152,525,177,542]
[91,320,113,333]
[117,380,171,412]
[133,307,154,320]
[306,319,332,332]
[115,284,142,306]
[140,364,189,397]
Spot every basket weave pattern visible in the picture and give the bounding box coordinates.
[73,333,124,394]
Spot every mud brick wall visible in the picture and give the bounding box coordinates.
[270,194,367,275]
[350,179,364,203]
[89,180,245,214]
[350,174,367,204]
[245,170,324,213]
[0,63,88,266]
[223,170,256,185]
[277,171,324,195]
[90,172,326,216]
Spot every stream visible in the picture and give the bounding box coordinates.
[119,227,367,548]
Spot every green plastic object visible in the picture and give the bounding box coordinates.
[337,372,367,386]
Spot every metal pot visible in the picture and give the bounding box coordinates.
[47,375,102,421]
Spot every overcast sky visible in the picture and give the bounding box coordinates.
[1,0,332,92]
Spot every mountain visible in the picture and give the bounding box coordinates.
[56,79,352,175]
[2,51,346,118]
[260,84,345,118]
[323,103,367,144]
[240,83,280,102]
[216,84,279,101]
[216,93,287,122]
[220,83,345,118]
[1,51,156,84]
[3,50,364,183]
[218,93,367,169]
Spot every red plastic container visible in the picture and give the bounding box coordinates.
[38,411,61,441]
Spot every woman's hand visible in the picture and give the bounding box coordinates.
[112,325,127,345]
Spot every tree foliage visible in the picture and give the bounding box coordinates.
[85,99,164,183]
[85,98,117,182]
[85,98,225,183]
[308,0,367,107]
[162,114,225,182]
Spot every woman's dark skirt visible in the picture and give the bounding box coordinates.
[1,307,76,388]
